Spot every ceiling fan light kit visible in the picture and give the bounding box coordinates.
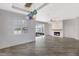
[27,10,37,20]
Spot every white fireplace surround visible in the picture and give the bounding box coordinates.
[49,20,63,37]
[52,30,63,37]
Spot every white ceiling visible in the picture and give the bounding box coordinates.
[12,3,43,11]
[36,3,79,22]
[0,3,79,22]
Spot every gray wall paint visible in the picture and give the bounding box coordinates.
[0,9,35,49]
[63,18,79,39]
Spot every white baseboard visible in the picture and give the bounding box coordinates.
[0,40,35,49]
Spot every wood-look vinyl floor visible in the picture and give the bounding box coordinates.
[0,35,79,56]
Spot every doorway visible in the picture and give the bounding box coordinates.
[35,23,45,48]
[35,23,45,37]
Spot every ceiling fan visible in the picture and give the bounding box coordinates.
[12,3,48,20]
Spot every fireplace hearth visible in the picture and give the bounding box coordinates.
[54,32,60,36]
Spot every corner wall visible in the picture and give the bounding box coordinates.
[0,9,35,49]
[63,18,79,39]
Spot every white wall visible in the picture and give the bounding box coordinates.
[44,23,49,35]
[63,18,79,39]
[0,9,35,49]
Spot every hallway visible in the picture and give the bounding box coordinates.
[0,35,79,56]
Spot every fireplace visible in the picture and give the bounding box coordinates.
[54,32,60,36]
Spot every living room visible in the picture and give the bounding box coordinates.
[0,3,79,56]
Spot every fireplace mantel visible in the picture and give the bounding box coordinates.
[52,29,63,31]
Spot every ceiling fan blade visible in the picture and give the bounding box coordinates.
[27,3,48,18]
[36,3,48,11]
[12,4,32,13]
